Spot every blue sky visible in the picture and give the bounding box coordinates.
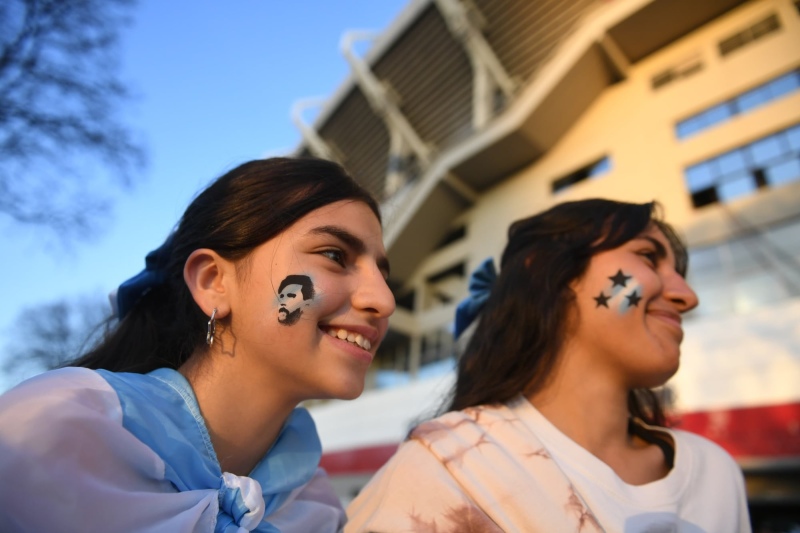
[1,0,409,390]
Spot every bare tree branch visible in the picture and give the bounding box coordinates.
[3,295,110,376]
[0,0,145,240]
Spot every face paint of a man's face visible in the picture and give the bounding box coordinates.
[278,283,308,325]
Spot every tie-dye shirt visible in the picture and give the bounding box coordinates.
[346,396,750,533]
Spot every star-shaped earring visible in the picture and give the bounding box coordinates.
[594,291,610,308]
[609,269,631,287]
[626,290,642,307]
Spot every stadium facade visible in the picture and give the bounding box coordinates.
[290,0,800,526]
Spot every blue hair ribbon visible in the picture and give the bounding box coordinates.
[454,257,497,339]
[111,233,176,319]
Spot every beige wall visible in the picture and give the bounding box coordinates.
[469,0,800,241]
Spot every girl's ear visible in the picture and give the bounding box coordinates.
[183,249,233,318]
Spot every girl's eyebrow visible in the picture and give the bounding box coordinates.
[309,225,391,278]
[639,236,668,259]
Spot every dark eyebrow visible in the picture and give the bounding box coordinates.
[641,236,668,259]
[310,225,391,278]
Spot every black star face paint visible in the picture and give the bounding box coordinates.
[277,274,315,326]
[626,290,642,307]
[594,292,610,308]
[609,269,631,287]
[595,269,642,314]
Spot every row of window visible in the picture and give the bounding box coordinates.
[551,156,611,193]
[549,123,800,208]
[676,69,800,140]
[718,13,781,56]
[651,55,703,90]
[685,123,800,207]
[651,13,783,91]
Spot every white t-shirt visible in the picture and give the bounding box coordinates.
[521,400,751,532]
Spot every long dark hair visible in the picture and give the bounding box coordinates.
[448,199,688,426]
[71,157,379,373]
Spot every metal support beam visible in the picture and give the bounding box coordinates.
[408,334,422,380]
[341,31,433,197]
[443,172,479,204]
[290,98,340,162]
[598,33,631,80]
[435,0,518,128]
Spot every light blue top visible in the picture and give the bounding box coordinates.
[98,368,322,533]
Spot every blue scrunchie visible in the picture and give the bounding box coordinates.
[454,257,497,339]
[112,233,175,319]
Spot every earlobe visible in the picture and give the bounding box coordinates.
[184,249,232,318]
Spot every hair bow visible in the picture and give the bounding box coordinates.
[110,233,175,320]
[454,257,497,339]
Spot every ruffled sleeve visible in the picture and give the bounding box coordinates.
[0,368,219,533]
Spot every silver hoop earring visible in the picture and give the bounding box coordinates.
[206,308,217,346]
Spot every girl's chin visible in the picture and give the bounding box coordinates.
[335,381,366,401]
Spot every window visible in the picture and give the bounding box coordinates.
[385,153,421,197]
[685,123,800,208]
[676,69,800,139]
[423,262,466,310]
[718,14,780,56]
[387,278,415,311]
[394,289,415,312]
[552,156,612,193]
[419,328,455,368]
[651,54,703,90]
[434,225,466,250]
[687,218,800,316]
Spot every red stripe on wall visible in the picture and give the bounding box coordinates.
[673,401,800,459]
[320,443,400,475]
[320,402,800,475]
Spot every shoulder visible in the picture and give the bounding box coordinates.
[347,405,518,515]
[345,437,495,532]
[0,367,160,467]
[667,429,751,530]
[406,402,537,469]
[347,403,583,532]
[669,428,744,481]
[0,367,121,426]
[410,403,514,445]
[670,428,736,462]
[3,366,110,391]
[267,468,346,533]
[349,411,485,510]
[0,369,220,532]
[0,368,123,472]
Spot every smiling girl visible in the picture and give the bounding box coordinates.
[0,157,395,532]
[346,199,750,532]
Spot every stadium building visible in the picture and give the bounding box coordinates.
[290,0,800,527]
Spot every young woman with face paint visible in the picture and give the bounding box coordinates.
[347,199,751,533]
[0,158,395,533]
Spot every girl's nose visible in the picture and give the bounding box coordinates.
[354,265,396,318]
[665,271,699,313]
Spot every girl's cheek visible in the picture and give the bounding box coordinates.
[591,268,643,315]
